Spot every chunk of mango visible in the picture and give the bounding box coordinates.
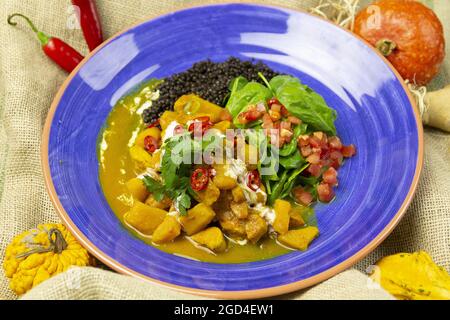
[289,205,306,228]
[245,214,268,243]
[191,227,227,252]
[152,215,181,244]
[213,120,231,133]
[218,210,247,239]
[123,202,167,236]
[230,201,248,219]
[231,186,245,203]
[179,203,216,235]
[278,227,319,251]
[212,164,237,190]
[145,194,172,210]
[159,111,181,130]
[195,180,220,206]
[125,178,149,202]
[129,145,153,168]
[273,199,291,235]
[174,94,224,123]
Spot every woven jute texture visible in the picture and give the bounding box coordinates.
[0,0,448,300]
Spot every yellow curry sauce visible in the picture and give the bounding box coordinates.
[98,80,290,263]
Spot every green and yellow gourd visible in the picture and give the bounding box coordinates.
[3,223,92,295]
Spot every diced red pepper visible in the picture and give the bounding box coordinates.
[328,136,343,150]
[322,167,338,186]
[307,164,322,177]
[341,144,356,158]
[306,152,321,165]
[317,183,335,202]
[287,116,301,125]
[268,98,280,107]
[293,188,313,206]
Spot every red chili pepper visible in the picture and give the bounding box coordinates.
[144,136,158,153]
[247,170,261,191]
[147,119,160,129]
[7,13,84,73]
[190,168,210,191]
[188,116,213,135]
[71,0,103,51]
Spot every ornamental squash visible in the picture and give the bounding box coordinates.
[3,223,92,295]
[370,251,450,300]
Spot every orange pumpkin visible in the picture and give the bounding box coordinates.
[354,0,445,85]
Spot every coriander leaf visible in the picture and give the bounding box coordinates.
[175,191,191,216]
[142,176,165,201]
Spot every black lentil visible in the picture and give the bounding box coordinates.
[142,57,280,124]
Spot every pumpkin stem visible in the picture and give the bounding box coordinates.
[16,228,68,259]
[49,229,68,253]
[376,39,397,57]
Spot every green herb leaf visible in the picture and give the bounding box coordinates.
[279,149,305,169]
[142,176,166,201]
[280,163,309,199]
[269,75,337,135]
[225,81,271,124]
[268,170,289,205]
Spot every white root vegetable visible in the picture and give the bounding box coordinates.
[424,85,450,132]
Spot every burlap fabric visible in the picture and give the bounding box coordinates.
[0,0,448,300]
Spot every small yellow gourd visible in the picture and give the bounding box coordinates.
[3,223,92,295]
[370,251,450,300]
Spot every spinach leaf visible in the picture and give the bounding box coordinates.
[269,75,337,135]
[280,163,309,199]
[259,147,280,181]
[228,76,248,92]
[268,170,289,205]
[279,149,304,169]
[225,81,271,121]
[298,175,319,187]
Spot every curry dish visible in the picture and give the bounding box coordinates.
[99,62,355,263]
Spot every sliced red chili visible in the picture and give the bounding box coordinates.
[188,116,212,135]
[247,170,261,191]
[174,124,185,135]
[190,168,210,191]
[147,119,160,129]
[143,136,158,153]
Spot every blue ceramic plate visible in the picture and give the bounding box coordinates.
[42,3,423,298]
